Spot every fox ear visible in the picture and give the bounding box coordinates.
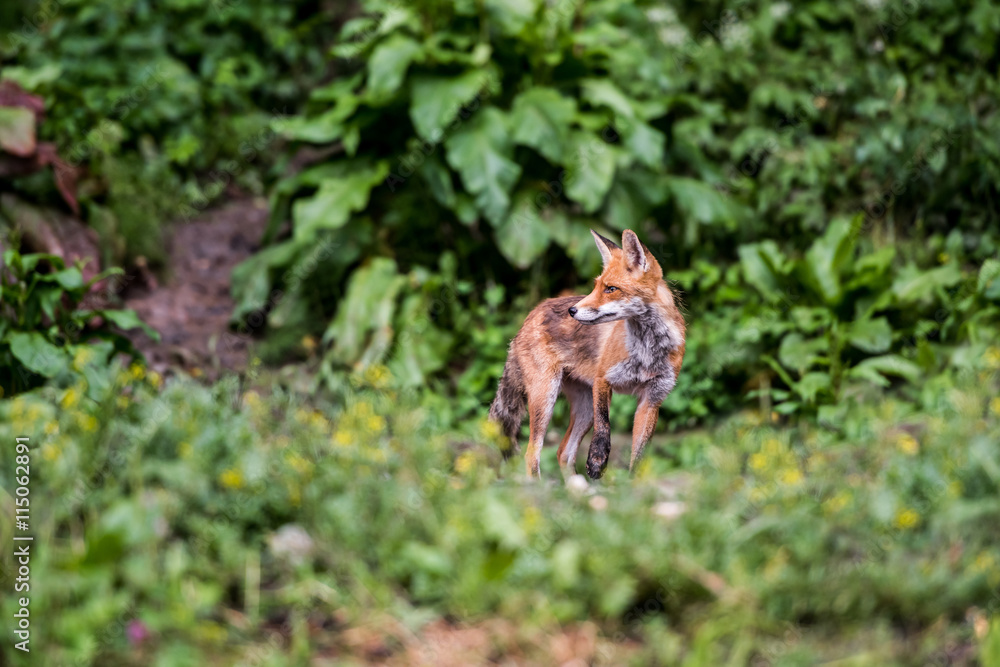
[621,229,648,273]
[590,229,619,268]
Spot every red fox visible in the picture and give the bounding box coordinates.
[489,229,685,479]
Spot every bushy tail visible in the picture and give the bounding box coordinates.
[489,355,526,457]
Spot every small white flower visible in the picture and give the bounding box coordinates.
[566,474,589,495]
[722,23,751,50]
[658,25,689,48]
[646,7,678,24]
[769,2,791,20]
[268,524,315,566]
[653,501,687,521]
[589,495,609,511]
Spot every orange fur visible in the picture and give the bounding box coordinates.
[489,229,686,479]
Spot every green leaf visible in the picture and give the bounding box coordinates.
[802,217,855,306]
[7,331,67,378]
[444,107,521,224]
[847,316,892,353]
[794,372,832,404]
[494,193,553,268]
[367,34,424,101]
[484,0,540,36]
[564,131,616,213]
[99,309,161,341]
[324,258,406,367]
[509,87,577,164]
[892,263,962,303]
[738,241,786,300]
[292,161,390,241]
[0,107,36,156]
[979,259,1000,300]
[580,79,636,119]
[623,120,665,169]
[778,333,827,376]
[410,68,497,142]
[667,177,737,239]
[849,354,921,386]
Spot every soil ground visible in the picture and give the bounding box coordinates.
[122,197,270,379]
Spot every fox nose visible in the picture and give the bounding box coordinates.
[568,306,578,316]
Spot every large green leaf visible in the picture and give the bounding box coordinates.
[892,263,962,303]
[849,354,921,386]
[410,68,497,142]
[509,87,576,164]
[979,259,1000,300]
[367,34,424,101]
[292,161,389,241]
[99,309,161,341]
[7,331,67,378]
[444,107,521,225]
[494,193,553,268]
[802,218,855,306]
[738,241,787,301]
[484,0,540,36]
[847,317,892,353]
[564,131,616,213]
[667,177,738,238]
[324,258,405,367]
[778,333,827,376]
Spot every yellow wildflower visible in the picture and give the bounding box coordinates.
[748,452,768,471]
[989,397,1000,417]
[523,506,541,533]
[895,508,920,529]
[365,415,386,433]
[219,468,244,489]
[148,371,162,388]
[455,451,476,474]
[129,363,145,381]
[42,444,61,462]
[286,453,313,475]
[301,335,318,354]
[72,347,96,371]
[179,442,193,459]
[78,414,98,433]
[61,387,80,409]
[984,346,1000,369]
[779,468,803,485]
[43,421,59,436]
[896,433,919,456]
[333,430,353,447]
[823,490,851,514]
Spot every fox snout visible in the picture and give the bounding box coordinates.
[568,306,578,316]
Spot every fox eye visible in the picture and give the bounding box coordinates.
[604,286,618,293]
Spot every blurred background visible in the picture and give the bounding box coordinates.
[1,0,1000,664]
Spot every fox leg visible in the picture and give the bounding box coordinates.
[629,397,661,472]
[557,380,594,476]
[586,378,613,479]
[525,373,562,478]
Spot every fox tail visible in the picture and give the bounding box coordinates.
[488,353,527,458]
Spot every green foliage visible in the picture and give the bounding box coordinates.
[2,0,337,265]
[3,357,1000,663]
[0,243,156,396]
[232,0,1000,428]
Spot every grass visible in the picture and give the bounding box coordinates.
[2,358,1000,666]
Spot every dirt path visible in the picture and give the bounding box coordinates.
[122,197,270,379]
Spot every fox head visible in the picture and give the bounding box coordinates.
[569,229,665,324]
